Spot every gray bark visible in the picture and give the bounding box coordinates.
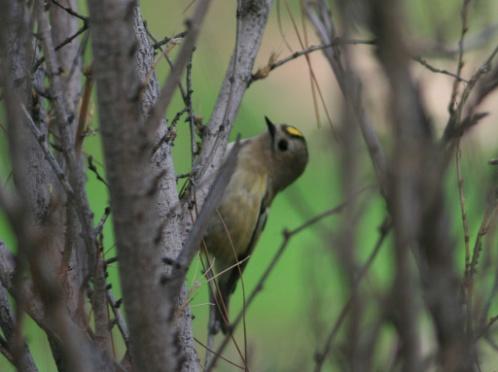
[86,0,184,370]
[0,274,38,372]
[132,7,200,371]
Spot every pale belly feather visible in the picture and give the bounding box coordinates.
[204,167,267,270]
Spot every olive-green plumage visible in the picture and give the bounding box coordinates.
[204,117,309,334]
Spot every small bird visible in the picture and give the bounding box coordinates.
[203,116,309,334]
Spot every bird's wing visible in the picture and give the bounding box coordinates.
[221,189,270,296]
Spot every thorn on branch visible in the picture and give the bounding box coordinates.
[105,257,117,266]
[94,206,111,237]
[87,156,109,187]
[151,108,187,156]
[162,257,187,272]
[113,298,123,309]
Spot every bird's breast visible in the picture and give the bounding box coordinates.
[204,166,268,267]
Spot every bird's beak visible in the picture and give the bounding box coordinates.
[265,116,276,140]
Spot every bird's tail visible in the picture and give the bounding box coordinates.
[211,280,231,335]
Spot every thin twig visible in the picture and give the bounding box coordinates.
[458,45,498,117]
[94,206,111,238]
[145,0,212,135]
[206,198,364,371]
[249,38,375,85]
[194,337,244,370]
[87,155,109,187]
[448,0,471,115]
[250,40,472,87]
[151,108,188,156]
[305,2,388,193]
[75,67,94,155]
[413,56,469,82]
[202,250,217,369]
[186,54,198,159]
[37,3,112,354]
[466,197,498,286]
[285,1,335,131]
[51,0,88,22]
[443,44,498,142]
[33,23,88,73]
[456,142,471,274]
[152,31,187,50]
[144,25,190,104]
[107,289,130,347]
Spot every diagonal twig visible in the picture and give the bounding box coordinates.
[145,0,212,135]
[21,105,74,195]
[206,195,371,371]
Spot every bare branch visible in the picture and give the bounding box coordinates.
[36,1,112,356]
[456,144,471,274]
[132,6,201,370]
[194,0,273,187]
[366,0,474,369]
[448,0,472,115]
[443,45,498,142]
[413,55,469,82]
[32,23,88,73]
[305,2,388,194]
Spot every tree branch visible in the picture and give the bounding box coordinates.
[193,0,273,188]
[305,1,388,194]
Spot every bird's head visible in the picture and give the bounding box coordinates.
[264,116,309,193]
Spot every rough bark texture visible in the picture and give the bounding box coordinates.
[0,282,38,372]
[49,0,89,323]
[132,7,199,371]
[86,1,181,370]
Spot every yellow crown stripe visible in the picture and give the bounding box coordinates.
[284,126,304,138]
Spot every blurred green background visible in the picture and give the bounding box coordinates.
[1,0,498,371]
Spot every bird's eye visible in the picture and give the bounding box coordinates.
[278,139,288,151]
